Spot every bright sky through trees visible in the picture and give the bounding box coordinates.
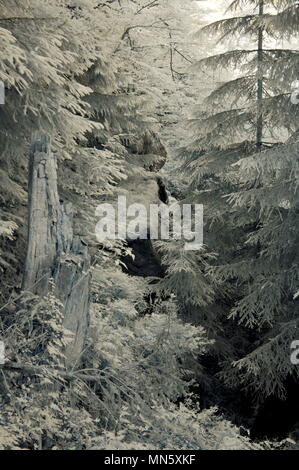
[196,0,228,22]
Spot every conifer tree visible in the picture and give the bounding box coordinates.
[176,0,299,400]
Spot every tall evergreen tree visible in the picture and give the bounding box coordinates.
[175,0,299,400]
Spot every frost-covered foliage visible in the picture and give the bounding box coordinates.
[1,0,297,451]
[175,0,299,403]
[0,258,255,450]
[91,405,258,450]
[0,0,118,302]
[0,0,204,302]
[0,0,258,451]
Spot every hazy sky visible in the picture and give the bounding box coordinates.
[196,0,228,22]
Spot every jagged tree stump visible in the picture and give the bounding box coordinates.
[23,132,91,365]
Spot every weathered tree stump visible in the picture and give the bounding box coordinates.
[23,132,91,366]
[54,236,91,364]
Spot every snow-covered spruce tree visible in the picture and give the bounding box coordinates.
[173,0,299,400]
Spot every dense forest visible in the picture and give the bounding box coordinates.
[0,0,298,451]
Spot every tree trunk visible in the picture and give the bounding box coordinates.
[256,0,264,150]
[23,132,91,366]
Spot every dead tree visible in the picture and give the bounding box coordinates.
[22,132,91,366]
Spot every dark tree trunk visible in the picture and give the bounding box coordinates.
[23,132,91,366]
[256,0,264,150]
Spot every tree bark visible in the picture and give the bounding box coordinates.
[256,0,264,150]
[23,132,91,366]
